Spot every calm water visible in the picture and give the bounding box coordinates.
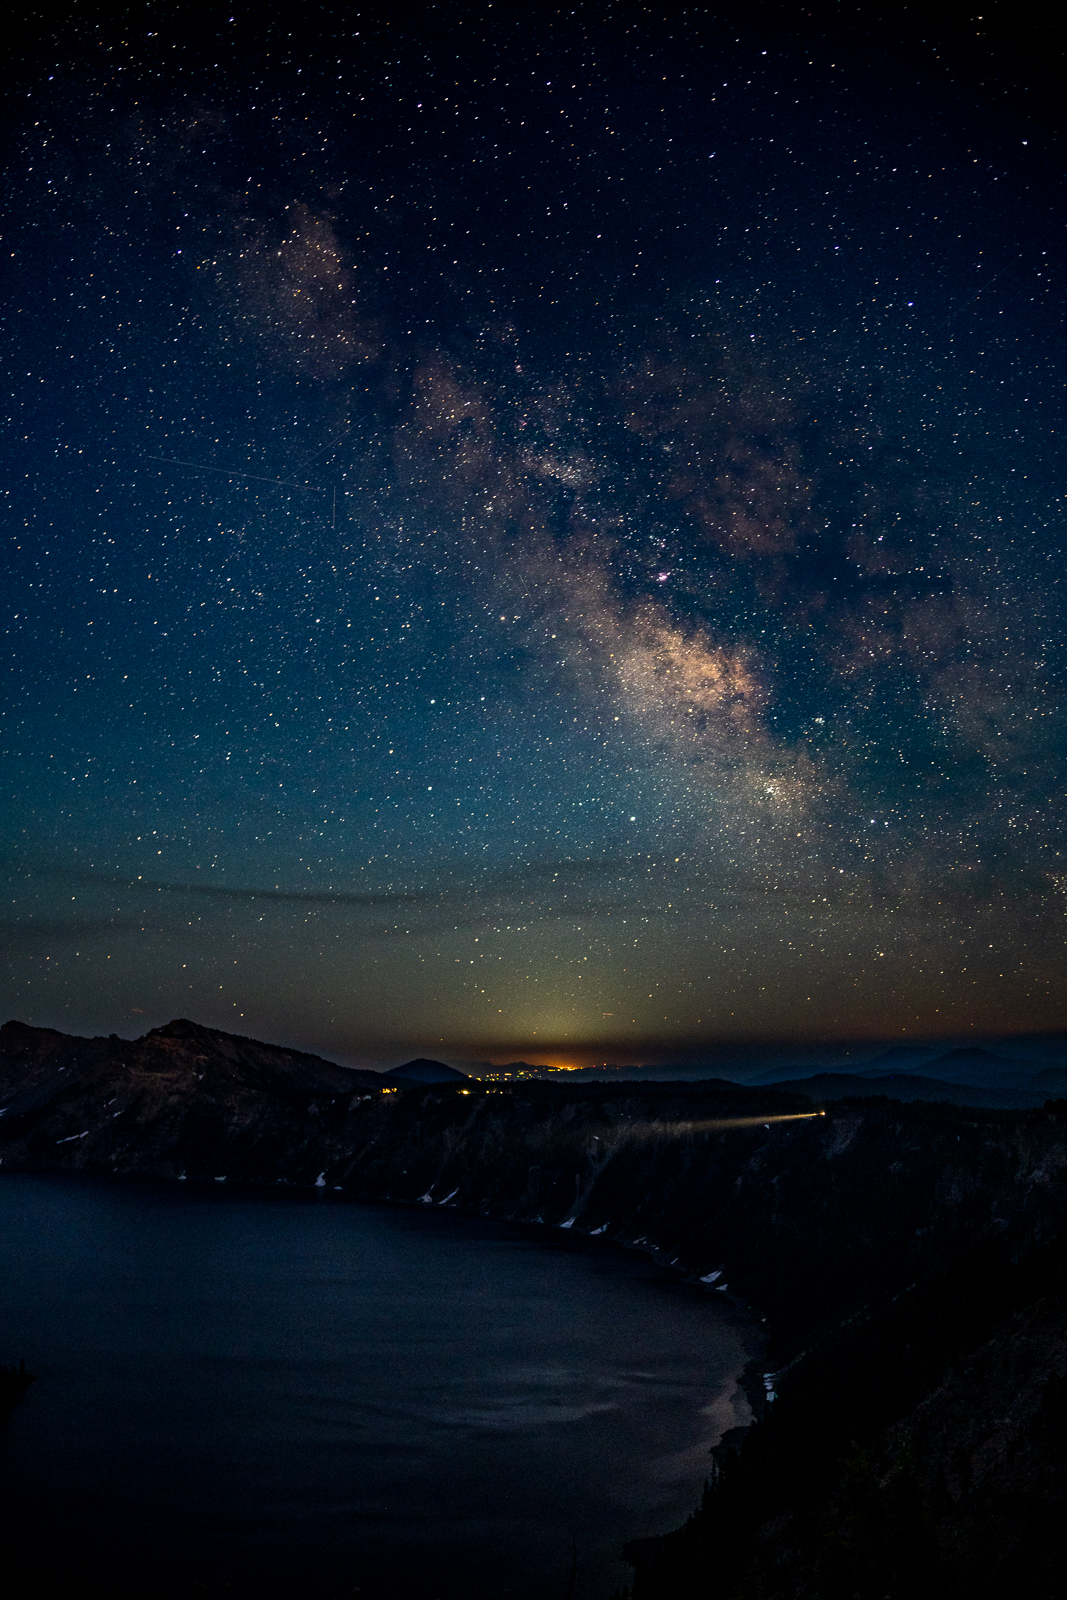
[0,1173,754,1599]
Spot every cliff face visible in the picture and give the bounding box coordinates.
[4,1018,1067,1358]
[0,1017,381,1183]
[5,1017,1067,1596]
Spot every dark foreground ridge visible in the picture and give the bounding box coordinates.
[3,1017,1067,1598]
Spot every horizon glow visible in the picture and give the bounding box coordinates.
[2,12,1064,1068]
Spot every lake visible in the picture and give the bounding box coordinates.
[0,1172,754,1599]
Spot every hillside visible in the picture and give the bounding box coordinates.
[0,1017,381,1177]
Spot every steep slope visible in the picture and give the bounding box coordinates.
[625,1235,1067,1600]
[5,1019,1067,1596]
[0,1017,381,1179]
[2,1021,1067,1358]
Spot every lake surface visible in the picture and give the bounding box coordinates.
[0,1173,754,1599]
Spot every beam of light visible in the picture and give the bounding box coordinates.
[589,1111,826,1142]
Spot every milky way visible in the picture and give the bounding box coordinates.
[3,7,1064,1064]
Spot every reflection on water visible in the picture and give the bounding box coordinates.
[0,1173,754,1599]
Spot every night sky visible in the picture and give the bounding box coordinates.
[3,4,1065,1068]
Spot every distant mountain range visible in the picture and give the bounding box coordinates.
[754,1045,1067,1108]
[382,1058,469,1085]
[453,1041,1067,1108]
[758,1070,1043,1111]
